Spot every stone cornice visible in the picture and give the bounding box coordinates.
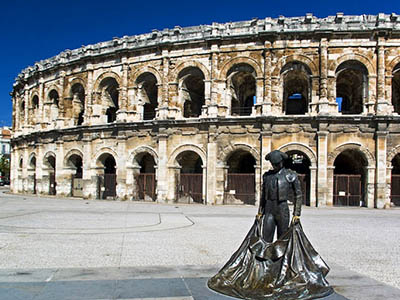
[14,13,400,87]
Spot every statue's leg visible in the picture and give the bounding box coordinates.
[276,202,290,239]
[263,212,276,243]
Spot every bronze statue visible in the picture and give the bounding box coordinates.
[259,150,302,242]
[208,150,333,300]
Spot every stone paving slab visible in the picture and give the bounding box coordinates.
[0,264,398,300]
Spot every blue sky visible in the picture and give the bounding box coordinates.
[1,0,398,127]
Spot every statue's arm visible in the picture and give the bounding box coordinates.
[258,174,266,216]
[292,175,302,217]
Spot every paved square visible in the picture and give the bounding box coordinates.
[0,188,399,299]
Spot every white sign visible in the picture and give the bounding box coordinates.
[339,191,346,196]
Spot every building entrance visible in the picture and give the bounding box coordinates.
[225,150,256,205]
[333,149,366,206]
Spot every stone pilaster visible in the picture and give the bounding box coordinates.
[156,131,168,202]
[375,130,389,208]
[117,59,129,121]
[55,140,64,196]
[206,126,217,204]
[262,43,272,116]
[82,134,94,199]
[317,130,329,206]
[85,66,94,126]
[376,37,392,114]
[116,134,128,200]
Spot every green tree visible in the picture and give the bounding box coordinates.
[0,155,10,178]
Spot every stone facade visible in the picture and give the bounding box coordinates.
[10,13,400,208]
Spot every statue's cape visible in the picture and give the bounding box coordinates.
[208,217,333,300]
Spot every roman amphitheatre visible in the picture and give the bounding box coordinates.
[10,13,400,208]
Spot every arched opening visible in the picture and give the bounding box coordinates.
[29,156,37,194]
[225,150,256,205]
[68,154,83,197]
[32,95,39,109]
[45,155,56,195]
[97,153,117,199]
[390,154,400,206]
[176,151,203,203]
[30,95,39,125]
[71,83,85,126]
[333,149,367,206]
[136,73,158,120]
[178,67,205,118]
[227,64,256,116]
[284,151,311,206]
[336,60,368,114]
[282,62,311,115]
[20,101,25,120]
[99,78,119,123]
[68,154,83,178]
[392,63,400,114]
[19,157,23,169]
[48,90,59,107]
[135,153,157,201]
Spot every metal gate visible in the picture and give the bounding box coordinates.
[333,174,362,206]
[391,175,400,206]
[49,172,56,195]
[297,174,309,206]
[137,173,156,201]
[103,174,117,199]
[72,174,83,197]
[225,173,255,205]
[178,174,203,203]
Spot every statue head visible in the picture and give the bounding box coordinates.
[265,150,288,171]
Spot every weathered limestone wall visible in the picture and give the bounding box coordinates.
[10,14,400,208]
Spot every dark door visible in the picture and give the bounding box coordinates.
[33,174,36,194]
[103,174,117,199]
[333,174,362,206]
[49,172,56,195]
[391,175,400,206]
[179,174,203,203]
[137,173,156,201]
[226,173,255,205]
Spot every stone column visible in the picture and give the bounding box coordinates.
[259,124,272,207]
[318,38,331,114]
[35,79,44,130]
[157,50,170,119]
[117,60,129,121]
[208,44,219,117]
[82,135,94,199]
[263,44,272,116]
[215,163,226,205]
[55,140,64,196]
[254,77,264,116]
[317,130,329,206]
[376,38,392,114]
[36,143,44,194]
[156,132,168,202]
[206,127,217,204]
[116,134,128,200]
[127,165,141,200]
[367,166,376,208]
[309,76,320,115]
[326,166,335,206]
[22,145,28,192]
[84,66,94,126]
[375,129,388,208]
